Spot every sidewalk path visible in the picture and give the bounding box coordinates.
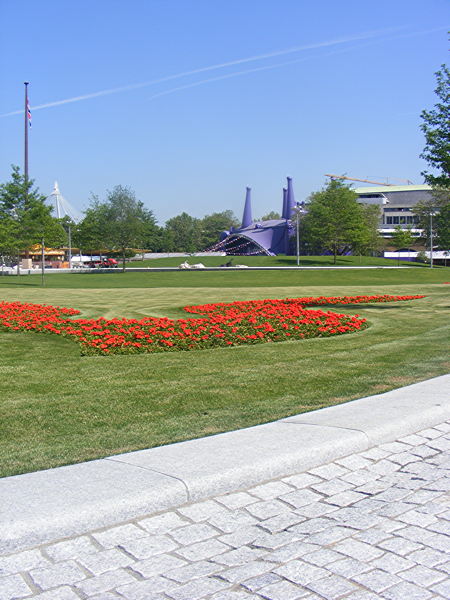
[0,375,449,599]
[1,376,449,555]
[1,419,449,599]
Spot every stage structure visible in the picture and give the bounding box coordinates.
[211,177,299,256]
[46,182,82,223]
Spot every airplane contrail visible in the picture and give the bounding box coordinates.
[1,26,407,117]
[145,26,446,104]
[147,50,346,102]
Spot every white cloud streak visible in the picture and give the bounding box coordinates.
[1,25,443,117]
[145,26,446,103]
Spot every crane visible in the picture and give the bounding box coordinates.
[324,174,414,186]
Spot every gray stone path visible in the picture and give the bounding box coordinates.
[1,421,449,600]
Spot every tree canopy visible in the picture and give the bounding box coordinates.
[80,186,158,270]
[420,64,450,190]
[164,212,202,253]
[415,65,450,250]
[200,210,238,249]
[301,180,381,263]
[391,225,415,251]
[260,211,281,221]
[0,166,65,265]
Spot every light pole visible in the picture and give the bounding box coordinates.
[68,224,72,269]
[295,202,305,267]
[430,211,435,269]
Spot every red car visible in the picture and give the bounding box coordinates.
[87,258,118,268]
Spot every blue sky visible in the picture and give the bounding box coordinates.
[0,0,448,224]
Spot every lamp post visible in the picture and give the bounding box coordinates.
[295,201,306,267]
[68,224,72,269]
[430,211,435,269]
[41,237,45,286]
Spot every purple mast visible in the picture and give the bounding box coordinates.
[281,187,287,219]
[241,187,253,228]
[286,177,296,220]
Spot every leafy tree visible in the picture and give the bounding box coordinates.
[0,166,65,269]
[77,198,111,257]
[164,212,202,252]
[260,211,281,221]
[416,64,450,255]
[102,186,157,270]
[413,189,449,250]
[0,211,19,263]
[158,227,176,253]
[200,210,238,249]
[433,202,450,251]
[420,64,450,190]
[301,180,380,263]
[345,204,383,258]
[143,221,164,252]
[391,226,415,265]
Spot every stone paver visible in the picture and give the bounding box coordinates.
[0,421,449,599]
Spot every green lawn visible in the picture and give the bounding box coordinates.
[0,268,449,477]
[126,254,439,268]
[0,263,449,289]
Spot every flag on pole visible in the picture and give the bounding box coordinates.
[27,100,31,128]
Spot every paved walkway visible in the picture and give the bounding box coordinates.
[1,420,449,599]
[1,376,449,599]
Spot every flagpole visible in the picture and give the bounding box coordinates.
[24,81,29,183]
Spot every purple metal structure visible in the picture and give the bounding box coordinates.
[215,177,298,256]
[241,187,253,228]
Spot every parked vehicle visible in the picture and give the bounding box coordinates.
[0,264,15,273]
[87,258,118,268]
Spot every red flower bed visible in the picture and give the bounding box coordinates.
[0,295,425,356]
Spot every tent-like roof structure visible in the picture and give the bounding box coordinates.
[212,177,298,256]
[46,182,82,223]
[25,244,64,257]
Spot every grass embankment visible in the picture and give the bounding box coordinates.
[0,264,449,289]
[0,269,449,477]
[128,255,437,268]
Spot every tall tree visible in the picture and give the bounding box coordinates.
[77,198,110,257]
[301,180,380,263]
[391,226,415,265]
[200,210,238,249]
[356,204,383,256]
[416,64,450,252]
[0,166,65,269]
[420,64,450,190]
[433,202,450,251]
[260,211,281,221]
[164,212,202,252]
[103,186,157,270]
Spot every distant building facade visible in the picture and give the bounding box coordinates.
[354,184,433,238]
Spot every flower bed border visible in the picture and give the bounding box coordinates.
[0,295,425,355]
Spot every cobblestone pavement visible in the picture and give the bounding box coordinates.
[1,421,449,600]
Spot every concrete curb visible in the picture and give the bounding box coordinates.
[1,374,449,554]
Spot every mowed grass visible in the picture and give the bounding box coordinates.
[127,255,429,268]
[0,268,449,477]
[0,263,449,290]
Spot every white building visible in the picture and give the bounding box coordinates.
[354,184,433,238]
